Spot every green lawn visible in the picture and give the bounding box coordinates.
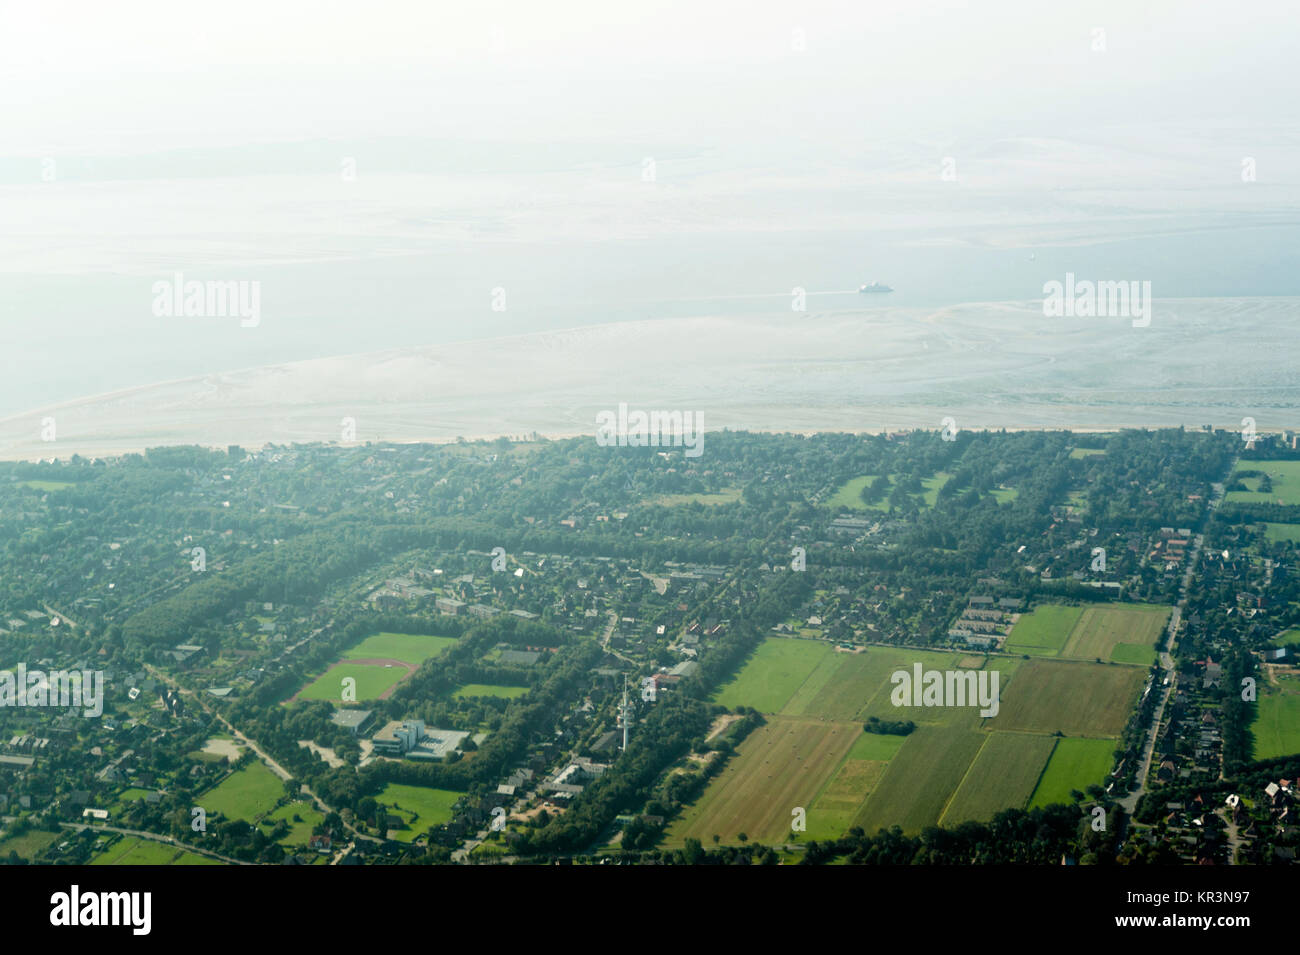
[1226,461,1300,506]
[1029,738,1117,808]
[1263,523,1300,544]
[200,760,284,822]
[1069,447,1107,459]
[921,472,953,508]
[343,632,457,664]
[1253,676,1300,760]
[990,486,1019,504]
[260,801,325,847]
[453,683,529,699]
[376,783,463,842]
[1271,629,1300,647]
[0,829,58,861]
[828,475,889,511]
[90,836,222,865]
[19,479,75,492]
[1110,642,1158,665]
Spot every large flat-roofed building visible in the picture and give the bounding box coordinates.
[436,598,466,616]
[331,708,375,737]
[372,719,426,756]
[408,728,469,761]
[371,719,467,760]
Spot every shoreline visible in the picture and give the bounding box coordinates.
[1,296,1295,462]
[0,423,1275,465]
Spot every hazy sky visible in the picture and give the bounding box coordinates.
[2,0,1296,153]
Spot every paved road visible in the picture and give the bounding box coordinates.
[145,664,381,858]
[1119,474,1228,817]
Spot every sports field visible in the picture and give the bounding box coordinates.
[1005,603,1169,663]
[200,760,284,822]
[343,632,457,664]
[296,661,412,702]
[294,632,456,704]
[1029,737,1117,808]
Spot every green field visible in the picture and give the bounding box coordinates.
[0,829,58,861]
[1263,523,1300,544]
[1272,629,1300,647]
[452,683,529,699]
[1062,604,1169,661]
[853,727,986,835]
[1005,603,1168,663]
[826,472,948,511]
[19,479,75,492]
[857,650,999,728]
[994,659,1146,737]
[297,661,409,702]
[827,476,888,511]
[1029,738,1117,808]
[1005,605,1083,656]
[376,783,463,842]
[1069,447,1107,459]
[1226,461,1300,506]
[663,716,859,846]
[805,732,908,840]
[677,638,1136,843]
[714,638,832,713]
[990,486,1019,504]
[921,472,953,507]
[940,732,1057,826]
[260,801,325,847]
[200,760,284,822]
[343,632,457,664]
[1253,675,1300,760]
[90,836,222,865]
[1110,643,1157,665]
[780,651,891,720]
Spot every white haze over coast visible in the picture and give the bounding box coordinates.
[1,297,1296,460]
[0,0,1297,454]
